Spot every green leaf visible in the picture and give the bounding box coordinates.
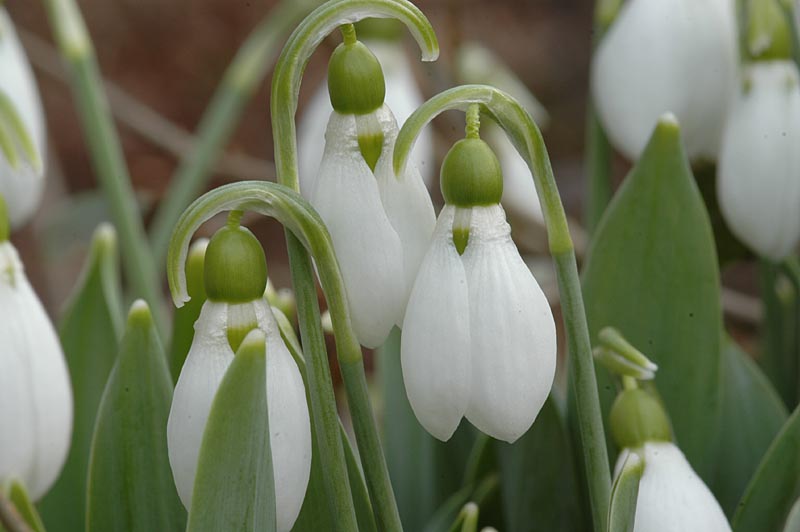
[168,238,208,382]
[496,398,584,532]
[733,404,800,531]
[187,329,276,532]
[3,480,47,532]
[607,451,643,532]
[86,301,186,532]
[711,338,788,516]
[581,116,723,478]
[39,224,123,532]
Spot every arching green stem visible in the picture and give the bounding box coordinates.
[394,84,612,532]
[269,2,438,530]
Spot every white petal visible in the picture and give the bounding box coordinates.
[718,61,800,261]
[297,85,332,199]
[0,9,47,227]
[259,304,312,532]
[486,124,543,225]
[167,301,234,509]
[373,105,436,315]
[462,206,556,443]
[311,111,406,348]
[401,206,470,441]
[0,242,72,500]
[591,0,738,160]
[622,442,731,531]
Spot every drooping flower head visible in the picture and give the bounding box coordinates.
[401,109,557,443]
[167,215,311,532]
[0,194,72,500]
[305,24,435,348]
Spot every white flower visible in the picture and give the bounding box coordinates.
[310,105,435,348]
[615,442,731,532]
[401,204,556,443]
[591,0,738,161]
[167,298,312,532]
[0,8,47,227]
[0,240,72,500]
[718,60,800,260]
[297,39,434,196]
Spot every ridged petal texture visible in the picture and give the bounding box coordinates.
[401,205,556,443]
[297,39,434,196]
[718,61,800,261]
[0,241,72,500]
[167,299,311,532]
[616,442,731,531]
[591,0,737,161]
[310,105,433,348]
[0,9,47,227]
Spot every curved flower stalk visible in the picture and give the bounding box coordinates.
[0,9,46,228]
[401,108,556,443]
[0,196,72,501]
[394,84,611,531]
[591,0,738,161]
[718,60,800,261]
[167,218,311,531]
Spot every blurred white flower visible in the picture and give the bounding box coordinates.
[591,0,738,161]
[718,60,800,261]
[615,442,731,532]
[0,8,47,228]
[0,237,72,500]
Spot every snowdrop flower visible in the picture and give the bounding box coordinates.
[0,195,72,500]
[611,386,730,531]
[591,0,738,161]
[0,8,47,227]
[401,129,556,443]
[718,61,800,261]
[167,219,311,532]
[306,25,435,348]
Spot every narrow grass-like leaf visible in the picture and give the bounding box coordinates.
[86,301,186,532]
[186,329,276,532]
[607,451,643,532]
[39,224,122,532]
[733,405,800,531]
[168,238,208,382]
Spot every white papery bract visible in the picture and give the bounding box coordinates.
[718,61,800,261]
[0,9,47,227]
[0,241,72,500]
[298,39,434,196]
[310,105,435,348]
[591,0,738,161]
[167,298,311,532]
[615,442,731,532]
[401,204,556,443]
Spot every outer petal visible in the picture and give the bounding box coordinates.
[400,206,470,441]
[718,61,800,261]
[462,205,556,443]
[373,104,436,313]
[621,442,731,531]
[0,9,47,227]
[0,242,72,500]
[486,124,543,225]
[311,110,405,348]
[259,303,312,532]
[297,84,331,198]
[591,0,737,160]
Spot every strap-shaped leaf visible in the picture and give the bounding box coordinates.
[39,224,122,532]
[607,451,643,532]
[733,405,800,531]
[186,329,276,532]
[86,301,186,532]
[581,116,723,478]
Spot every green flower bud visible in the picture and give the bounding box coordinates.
[748,0,792,61]
[609,387,672,449]
[327,26,386,115]
[441,138,504,207]
[204,222,267,304]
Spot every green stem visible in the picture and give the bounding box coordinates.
[148,0,314,265]
[393,84,612,532]
[759,259,798,407]
[40,0,166,337]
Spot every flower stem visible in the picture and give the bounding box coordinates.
[40,0,166,337]
[148,0,314,266]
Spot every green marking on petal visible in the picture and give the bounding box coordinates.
[358,131,384,173]
[0,90,41,172]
